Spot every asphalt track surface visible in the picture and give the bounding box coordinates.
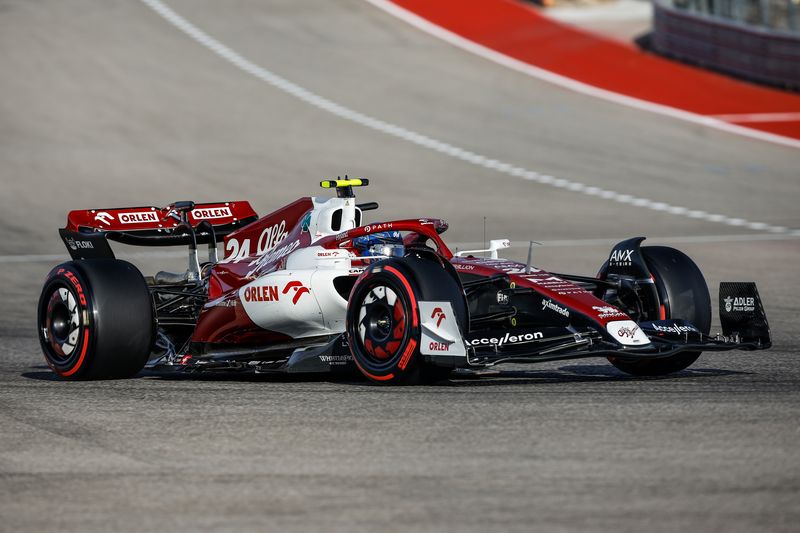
[0,0,798,531]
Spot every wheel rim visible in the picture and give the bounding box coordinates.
[356,282,409,364]
[43,285,83,361]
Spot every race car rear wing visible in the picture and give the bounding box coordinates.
[60,201,259,261]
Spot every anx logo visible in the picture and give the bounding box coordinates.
[430,307,446,328]
[119,211,159,224]
[610,249,634,266]
[724,296,755,313]
[617,325,640,338]
[283,281,311,305]
[94,212,114,226]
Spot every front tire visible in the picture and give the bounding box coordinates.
[608,246,712,376]
[346,255,467,385]
[38,259,155,380]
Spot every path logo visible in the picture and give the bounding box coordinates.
[283,281,310,305]
[430,307,446,328]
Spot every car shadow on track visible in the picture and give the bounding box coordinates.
[21,364,746,385]
[439,365,746,387]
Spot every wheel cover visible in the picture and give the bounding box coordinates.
[43,285,83,361]
[356,282,409,364]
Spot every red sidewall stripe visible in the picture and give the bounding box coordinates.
[61,329,90,377]
[383,265,419,327]
[352,264,421,381]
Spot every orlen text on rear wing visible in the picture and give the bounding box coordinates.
[59,201,258,262]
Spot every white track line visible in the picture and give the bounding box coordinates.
[0,250,187,264]
[138,0,795,235]
[709,112,800,123]
[450,232,800,250]
[6,232,798,263]
[364,0,800,151]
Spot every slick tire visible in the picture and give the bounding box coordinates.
[38,259,155,380]
[609,246,712,376]
[346,255,466,385]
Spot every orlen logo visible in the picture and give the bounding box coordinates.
[430,307,446,328]
[119,211,159,224]
[242,281,310,305]
[191,207,232,220]
[243,285,278,302]
[282,281,310,305]
[94,212,114,226]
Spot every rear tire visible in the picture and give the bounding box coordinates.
[346,255,466,385]
[608,246,711,376]
[38,259,154,380]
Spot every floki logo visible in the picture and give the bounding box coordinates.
[66,237,93,251]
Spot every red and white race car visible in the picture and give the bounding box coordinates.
[38,179,770,383]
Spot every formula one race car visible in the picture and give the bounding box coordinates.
[38,179,771,383]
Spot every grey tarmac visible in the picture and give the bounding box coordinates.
[0,0,798,531]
